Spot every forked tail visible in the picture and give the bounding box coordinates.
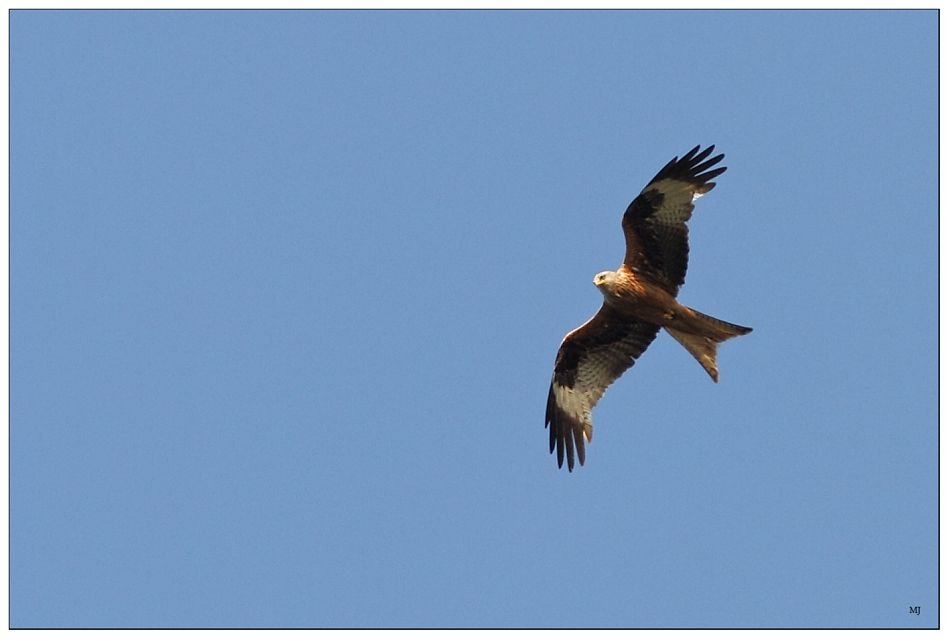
[665,309,752,383]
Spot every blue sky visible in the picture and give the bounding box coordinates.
[11,10,937,629]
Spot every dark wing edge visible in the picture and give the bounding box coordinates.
[644,144,727,190]
[545,307,661,472]
[621,145,727,293]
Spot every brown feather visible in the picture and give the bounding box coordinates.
[621,145,725,294]
[546,306,660,471]
[545,145,751,472]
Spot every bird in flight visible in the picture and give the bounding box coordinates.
[545,145,752,471]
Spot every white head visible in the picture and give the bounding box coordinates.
[593,270,618,291]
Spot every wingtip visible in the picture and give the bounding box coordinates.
[547,408,582,472]
[645,145,726,189]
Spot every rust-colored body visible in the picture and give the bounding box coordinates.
[546,145,753,471]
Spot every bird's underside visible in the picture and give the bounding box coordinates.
[545,145,752,472]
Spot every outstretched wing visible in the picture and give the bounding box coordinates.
[621,145,726,295]
[545,305,661,471]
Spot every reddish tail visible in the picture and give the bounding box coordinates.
[665,309,752,382]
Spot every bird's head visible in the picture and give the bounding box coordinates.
[593,270,618,292]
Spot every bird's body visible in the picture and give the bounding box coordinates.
[595,267,677,327]
[546,145,752,471]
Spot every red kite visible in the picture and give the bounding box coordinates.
[546,145,752,471]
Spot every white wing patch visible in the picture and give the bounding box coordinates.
[644,178,699,226]
[553,382,593,442]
